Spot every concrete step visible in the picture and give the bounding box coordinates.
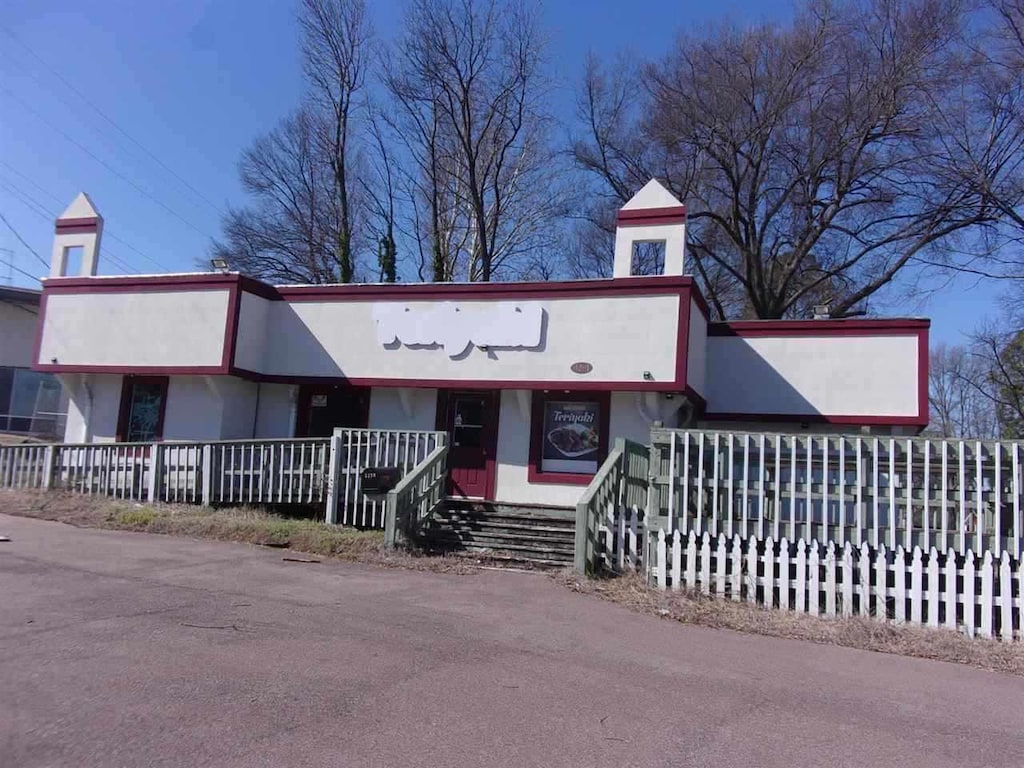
[444,498,575,521]
[424,528,575,554]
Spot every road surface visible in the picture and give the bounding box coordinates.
[1,513,1021,768]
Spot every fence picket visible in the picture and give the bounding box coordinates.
[656,530,667,589]
[927,547,940,628]
[700,533,711,595]
[999,552,1013,642]
[980,551,994,639]
[841,543,854,618]
[963,551,976,638]
[778,538,790,611]
[685,530,697,590]
[944,548,958,631]
[858,543,871,617]
[715,534,727,598]
[730,535,742,602]
[745,535,758,602]
[910,547,923,624]
[795,539,807,614]
[808,540,820,616]
[825,542,836,617]
[671,530,681,591]
[764,537,776,608]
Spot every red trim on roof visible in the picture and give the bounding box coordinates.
[616,206,687,226]
[708,318,930,337]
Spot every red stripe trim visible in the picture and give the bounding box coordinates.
[34,364,229,375]
[55,217,99,235]
[228,367,685,391]
[702,412,928,427]
[708,318,930,337]
[616,206,687,226]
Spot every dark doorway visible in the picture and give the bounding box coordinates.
[295,383,370,437]
[438,390,500,499]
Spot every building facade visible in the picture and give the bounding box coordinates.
[32,183,929,508]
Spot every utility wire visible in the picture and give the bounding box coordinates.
[2,28,224,215]
[1,86,215,240]
[0,253,42,283]
[0,182,142,275]
[0,210,48,268]
[0,163,163,271]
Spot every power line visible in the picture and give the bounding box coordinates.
[0,182,142,275]
[0,210,48,268]
[2,28,225,216]
[1,86,215,241]
[0,163,164,272]
[0,253,42,284]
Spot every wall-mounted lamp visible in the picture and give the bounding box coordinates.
[210,257,229,273]
[642,371,654,381]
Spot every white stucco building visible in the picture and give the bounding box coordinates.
[32,183,928,507]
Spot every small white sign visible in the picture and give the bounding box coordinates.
[372,301,544,358]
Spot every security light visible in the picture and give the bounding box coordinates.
[210,258,229,273]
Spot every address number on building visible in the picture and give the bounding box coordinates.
[570,361,593,375]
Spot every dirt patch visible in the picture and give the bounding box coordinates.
[558,571,1024,677]
[0,490,476,574]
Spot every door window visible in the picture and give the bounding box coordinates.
[452,397,484,448]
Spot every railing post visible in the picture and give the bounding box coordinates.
[42,445,56,490]
[324,431,343,524]
[201,444,213,506]
[384,488,400,548]
[574,497,590,573]
[147,443,163,503]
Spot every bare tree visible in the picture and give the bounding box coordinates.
[212,108,342,283]
[213,0,372,283]
[574,0,993,319]
[384,0,565,282]
[927,342,999,438]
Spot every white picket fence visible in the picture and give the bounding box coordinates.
[0,428,447,529]
[652,429,1024,559]
[599,506,1023,641]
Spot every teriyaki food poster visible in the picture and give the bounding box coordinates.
[542,401,600,473]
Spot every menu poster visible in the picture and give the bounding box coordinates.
[541,401,601,474]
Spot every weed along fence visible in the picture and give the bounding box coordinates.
[0,428,447,529]
[578,428,1024,641]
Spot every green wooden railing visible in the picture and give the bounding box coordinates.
[574,438,649,573]
[383,444,449,548]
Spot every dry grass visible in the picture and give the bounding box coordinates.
[559,571,1024,677]
[0,489,476,573]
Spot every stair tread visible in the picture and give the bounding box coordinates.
[420,535,574,557]
[428,524,577,536]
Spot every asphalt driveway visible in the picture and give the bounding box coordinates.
[1,512,1021,768]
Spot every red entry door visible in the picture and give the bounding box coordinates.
[443,391,499,499]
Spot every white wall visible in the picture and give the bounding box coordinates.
[59,373,123,443]
[706,335,921,418]
[234,292,269,372]
[257,295,680,385]
[368,388,439,431]
[254,383,297,438]
[0,301,38,368]
[214,377,260,439]
[493,390,582,507]
[162,377,225,441]
[38,290,229,368]
[686,302,707,397]
[491,389,677,507]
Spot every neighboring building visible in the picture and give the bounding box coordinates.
[31,182,928,507]
[0,285,65,439]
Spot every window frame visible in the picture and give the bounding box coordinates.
[528,390,611,486]
[116,375,169,443]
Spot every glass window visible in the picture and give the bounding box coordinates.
[452,397,484,448]
[124,380,167,442]
[540,400,602,474]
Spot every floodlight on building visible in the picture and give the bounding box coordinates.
[210,258,229,273]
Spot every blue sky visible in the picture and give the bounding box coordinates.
[0,0,1005,345]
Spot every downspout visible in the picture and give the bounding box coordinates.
[81,377,94,443]
[250,382,262,439]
